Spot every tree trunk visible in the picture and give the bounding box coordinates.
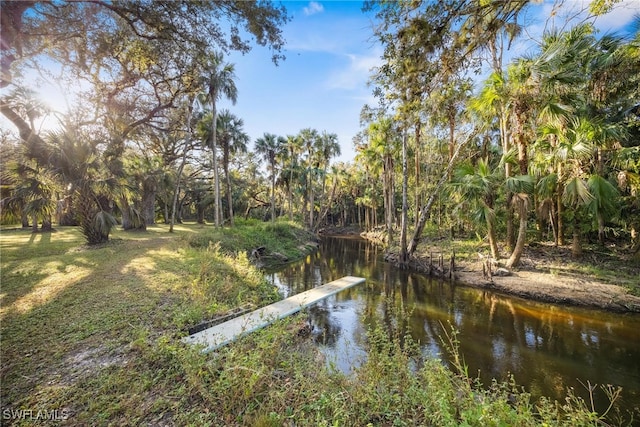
[177,196,185,223]
[501,107,515,251]
[448,109,455,179]
[141,176,156,225]
[223,146,234,227]
[41,214,52,231]
[534,193,543,241]
[557,164,565,246]
[211,105,221,228]
[171,100,193,232]
[308,179,314,229]
[505,196,528,269]
[597,212,605,245]
[314,179,337,233]
[119,197,143,230]
[414,122,421,228]
[288,184,294,221]
[197,204,205,224]
[288,181,294,221]
[163,202,169,224]
[549,204,558,246]
[21,210,29,228]
[399,131,408,266]
[31,212,38,233]
[383,154,394,245]
[170,156,187,233]
[78,190,108,244]
[303,170,310,227]
[373,204,377,228]
[121,197,133,230]
[0,102,46,146]
[270,166,276,222]
[407,128,478,256]
[571,214,582,258]
[141,176,158,225]
[487,215,499,260]
[513,103,528,176]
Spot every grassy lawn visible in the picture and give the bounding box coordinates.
[0,222,617,425]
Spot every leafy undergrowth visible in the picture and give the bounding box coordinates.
[184,219,319,268]
[0,222,629,425]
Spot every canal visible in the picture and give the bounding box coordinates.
[266,236,640,420]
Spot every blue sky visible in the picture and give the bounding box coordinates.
[217,1,380,164]
[4,1,639,164]
[219,0,639,163]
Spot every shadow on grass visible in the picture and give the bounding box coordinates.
[0,228,275,423]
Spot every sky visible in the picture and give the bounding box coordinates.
[217,0,640,163]
[3,0,639,164]
[216,1,381,164]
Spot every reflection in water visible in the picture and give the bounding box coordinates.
[266,237,640,417]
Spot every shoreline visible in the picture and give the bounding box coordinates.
[320,229,640,313]
[452,265,640,313]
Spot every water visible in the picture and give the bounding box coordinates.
[266,236,640,419]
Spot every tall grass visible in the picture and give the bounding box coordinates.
[0,223,627,426]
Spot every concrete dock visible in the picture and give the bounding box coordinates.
[182,275,366,352]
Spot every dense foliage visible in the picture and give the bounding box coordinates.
[1,1,638,256]
[1,2,638,424]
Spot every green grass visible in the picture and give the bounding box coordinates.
[0,222,624,425]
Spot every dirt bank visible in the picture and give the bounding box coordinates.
[409,244,640,313]
[453,265,640,313]
[326,228,640,313]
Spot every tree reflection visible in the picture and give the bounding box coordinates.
[269,236,640,417]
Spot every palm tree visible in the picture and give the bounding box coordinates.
[504,175,534,268]
[0,87,56,230]
[613,146,640,256]
[201,52,238,227]
[367,118,398,245]
[354,144,383,230]
[451,159,502,260]
[562,176,592,258]
[255,133,285,222]
[217,109,248,226]
[299,128,320,228]
[3,87,51,133]
[470,71,515,247]
[318,131,341,192]
[1,159,57,232]
[530,25,630,249]
[315,162,348,232]
[49,129,118,244]
[282,134,303,220]
[169,95,198,233]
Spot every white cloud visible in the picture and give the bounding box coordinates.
[591,0,640,32]
[288,34,338,53]
[303,1,324,16]
[326,51,382,91]
[528,0,640,37]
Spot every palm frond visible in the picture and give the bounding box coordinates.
[587,174,619,216]
[506,174,534,194]
[93,210,118,236]
[563,177,594,207]
[536,173,558,199]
